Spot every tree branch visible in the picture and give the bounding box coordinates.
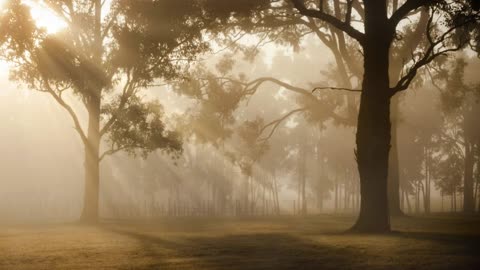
[244,77,313,97]
[389,0,436,29]
[391,8,479,95]
[42,79,88,145]
[290,0,365,45]
[100,70,135,137]
[312,86,361,93]
[99,145,127,161]
[258,107,307,142]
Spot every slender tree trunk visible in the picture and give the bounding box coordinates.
[344,171,348,212]
[424,147,431,214]
[273,172,280,214]
[404,189,412,214]
[316,140,324,213]
[415,182,420,214]
[474,176,479,211]
[263,179,266,216]
[300,143,307,215]
[355,179,361,212]
[400,187,405,210]
[451,194,454,213]
[318,192,323,212]
[420,183,426,214]
[245,175,250,215]
[351,2,392,232]
[334,169,338,213]
[441,192,444,212]
[476,164,480,212]
[454,191,457,212]
[386,10,428,218]
[477,180,480,213]
[464,140,475,213]
[388,96,404,216]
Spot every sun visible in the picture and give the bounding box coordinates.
[0,0,66,34]
[24,0,67,34]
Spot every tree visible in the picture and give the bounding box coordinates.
[435,57,480,213]
[179,0,478,229]
[432,150,464,212]
[197,0,476,219]
[287,0,480,232]
[0,0,214,222]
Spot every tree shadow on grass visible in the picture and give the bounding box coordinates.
[391,231,480,255]
[103,220,480,270]
[105,228,363,270]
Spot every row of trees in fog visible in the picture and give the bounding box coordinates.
[97,55,479,219]
[0,0,479,232]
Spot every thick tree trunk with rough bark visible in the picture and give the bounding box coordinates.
[353,88,391,232]
[351,1,392,232]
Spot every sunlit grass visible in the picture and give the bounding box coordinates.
[0,215,479,269]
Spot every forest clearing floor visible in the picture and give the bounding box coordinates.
[0,214,479,269]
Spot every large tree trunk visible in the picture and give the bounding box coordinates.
[80,97,101,223]
[351,2,392,232]
[80,0,103,224]
[353,89,392,232]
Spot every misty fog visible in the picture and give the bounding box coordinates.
[0,1,479,269]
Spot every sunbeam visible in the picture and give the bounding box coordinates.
[24,0,66,34]
[0,1,479,269]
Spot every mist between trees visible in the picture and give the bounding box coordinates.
[0,0,479,233]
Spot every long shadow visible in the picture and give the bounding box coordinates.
[391,231,480,255]
[105,224,480,270]
[105,227,363,270]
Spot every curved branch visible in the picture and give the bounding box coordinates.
[389,0,436,29]
[391,8,479,95]
[42,79,88,145]
[245,77,312,97]
[99,146,126,162]
[100,71,135,137]
[258,107,307,142]
[290,0,365,45]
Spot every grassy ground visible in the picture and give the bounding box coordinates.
[0,215,479,269]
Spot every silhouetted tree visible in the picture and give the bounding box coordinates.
[192,1,480,223]
[284,0,480,232]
